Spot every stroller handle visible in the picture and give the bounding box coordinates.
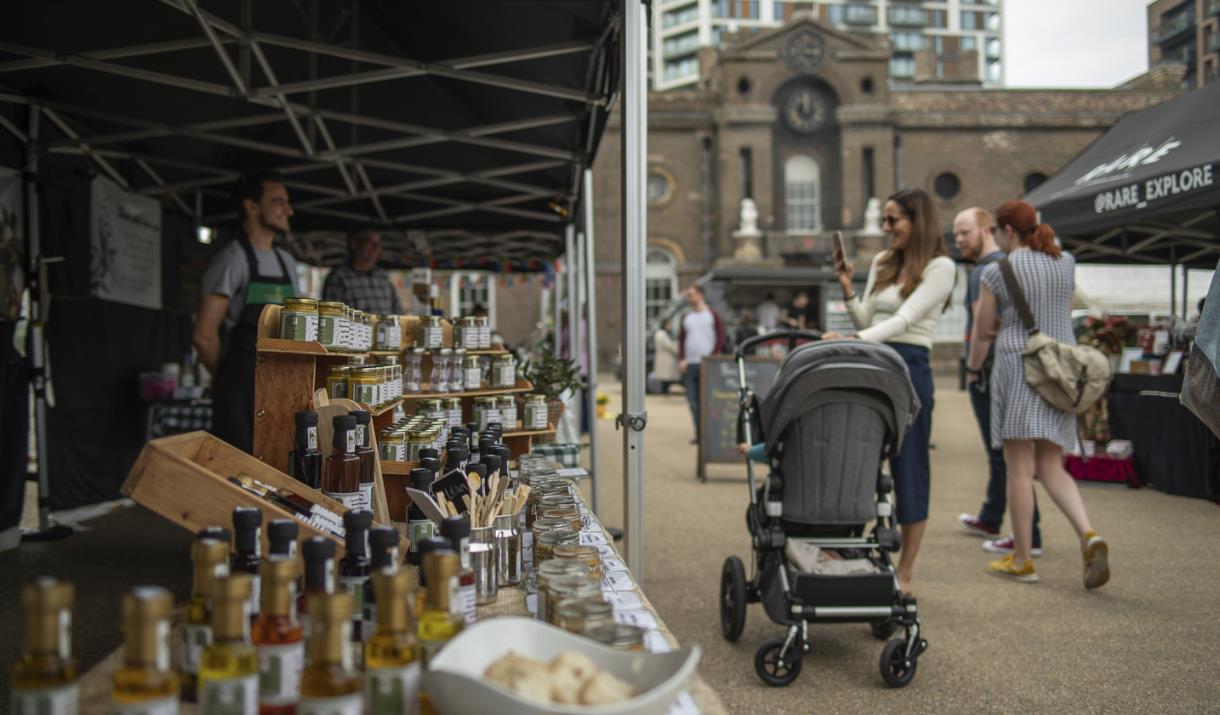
[735,329,822,359]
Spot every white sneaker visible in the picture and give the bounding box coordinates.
[982,534,1043,558]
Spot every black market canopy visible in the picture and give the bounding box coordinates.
[0,0,620,270]
[1026,80,1220,268]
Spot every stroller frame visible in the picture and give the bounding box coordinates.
[719,331,928,688]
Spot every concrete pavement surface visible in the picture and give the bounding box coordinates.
[579,375,1220,714]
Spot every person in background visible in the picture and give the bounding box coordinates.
[968,200,1109,588]
[734,308,760,352]
[826,188,955,595]
[953,207,1045,558]
[652,324,681,393]
[322,227,402,314]
[756,292,780,331]
[781,291,812,330]
[678,284,725,444]
[194,171,300,453]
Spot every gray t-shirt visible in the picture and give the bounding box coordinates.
[201,239,301,331]
[965,250,1005,347]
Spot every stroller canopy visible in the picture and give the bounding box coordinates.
[760,340,920,459]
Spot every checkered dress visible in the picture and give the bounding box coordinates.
[980,249,1077,451]
[322,263,403,314]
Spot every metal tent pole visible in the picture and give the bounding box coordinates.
[1171,263,1178,320]
[582,168,600,515]
[1183,269,1190,319]
[620,0,648,579]
[21,104,71,542]
[565,222,580,433]
[553,260,562,358]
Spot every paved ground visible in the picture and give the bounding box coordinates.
[579,374,1220,714]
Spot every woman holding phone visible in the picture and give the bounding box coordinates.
[825,188,955,594]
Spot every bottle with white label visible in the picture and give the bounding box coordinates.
[180,539,230,703]
[198,574,258,715]
[12,577,79,715]
[253,557,303,715]
[439,515,477,627]
[299,593,362,715]
[364,569,421,715]
[288,411,323,491]
[351,410,376,512]
[405,469,436,567]
[339,509,374,668]
[231,507,263,623]
[323,415,362,509]
[111,586,178,714]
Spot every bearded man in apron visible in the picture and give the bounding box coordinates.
[193,172,299,453]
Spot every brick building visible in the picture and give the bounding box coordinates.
[507,17,1177,364]
[1146,0,1220,88]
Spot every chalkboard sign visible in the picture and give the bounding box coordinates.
[698,356,782,481]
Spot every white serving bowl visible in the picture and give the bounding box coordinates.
[421,616,701,715]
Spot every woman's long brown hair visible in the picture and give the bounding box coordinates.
[871,188,947,299]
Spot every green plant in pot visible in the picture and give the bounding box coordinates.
[521,352,586,430]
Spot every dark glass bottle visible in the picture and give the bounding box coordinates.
[231,506,263,620]
[440,515,476,626]
[323,415,361,509]
[351,410,376,511]
[298,537,336,617]
[406,469,436,566]
[288,410,322,490]
[267,519,298,560]
[482,454,502,487]
[466,423,481,463]
[417,447,440,465]
[364,527,402,626]
[478,437,493,466]
[339,509,373,666]
[420,457,441,480]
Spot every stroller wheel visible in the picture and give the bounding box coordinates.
[719,556,747,641]
[754,637,803,687]
[879,639,918,688]
[870,619,897,641]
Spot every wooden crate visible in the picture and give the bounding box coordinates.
[122,431,356,556]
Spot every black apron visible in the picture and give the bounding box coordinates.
[211,238,294,453]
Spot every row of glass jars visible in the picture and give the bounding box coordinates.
[325,358,402,408]
[379,416,448,462]
[417,315,492,350]
[423,349,516,393]
[280,297,389,352]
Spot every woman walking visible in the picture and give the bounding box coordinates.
[828,188,955,594]
[967,200,1109,588]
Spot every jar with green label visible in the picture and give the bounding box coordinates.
[352,368,378,406]
[473,397,500,431]
[318,301,345,349]
[279,297,319,341]
[374,315,401,351]
[492,354,515,388]
[417,316,443,349]
[523,394,548,430]
[326,365,351,400]
[498,395,518,429]
[379,431,406,462]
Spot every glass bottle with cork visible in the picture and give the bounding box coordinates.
[111,586,177,713]
[439,515,477,627]
[364,568,421,715]
[323,415,361,509]
[253,557,303,715]
[417,548,464,664]
[339,509,373,667]
[12,578,78,715]
[364,527,401,628]
[231,506,263,622]
[288,410,322,490]
[181,538,230,703]
[350,410,376,511]
[406,468,436,566]
[298,537,337,616]
[299,593,361,715]
[198,574,258,713]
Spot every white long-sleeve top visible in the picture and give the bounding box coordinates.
[846,253,956,348]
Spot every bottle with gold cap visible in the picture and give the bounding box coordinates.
[181,538,230,703]
[252,557,303,715]
[299,592,361,714]
[364,568,420,715]
[198,574,258,714]
[111,586,177,713]
[417,548,464,665]
[12,577,78,714]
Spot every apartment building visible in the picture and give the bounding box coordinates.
[1147,0,1220,87]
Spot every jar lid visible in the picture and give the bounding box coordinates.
[587,623,646,649]
[283,297,318,308]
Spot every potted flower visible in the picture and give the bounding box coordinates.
[521,352,586,430]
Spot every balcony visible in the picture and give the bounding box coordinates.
[888,7,928,27]
[1152,12,1195,45]
[845,4,879,25]
[1208,33,1220,53]
[1208,0,1220,18]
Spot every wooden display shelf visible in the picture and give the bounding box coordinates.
[503,425,556,438]
[401,379,534,400]
[368,398,403,417]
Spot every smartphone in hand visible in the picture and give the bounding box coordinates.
[832,231,846,269]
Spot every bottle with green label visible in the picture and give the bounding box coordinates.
[12,577,78,715]
[111,586,178,714]
[323,415,361,509]
[351,410,377,511]
[198,574,258,715]
[299,593,362,715]
[364,568,421,715]
[406,468,436,567]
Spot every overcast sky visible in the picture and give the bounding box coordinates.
[1005,0,1151,88]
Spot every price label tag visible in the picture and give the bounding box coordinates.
[600,557,627,573]
[601,570,634,592]
[602,591,642,611]
[645,630,673,653]
[613,609,658,630]
[579,530,608,546]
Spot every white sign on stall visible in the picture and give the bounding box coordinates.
[90,176,162,310]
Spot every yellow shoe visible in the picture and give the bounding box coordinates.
[987,553,1039,583]
[1082,530,1110,589]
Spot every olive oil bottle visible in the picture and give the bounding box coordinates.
[417,549,463,664]
[253,557,304,715]
[364,569,421,715]
[299,593,362,715]
[198,574,258,714]
[323,415,361,509]
[181,538,230,702]
[12,578,78,715]
[111,586,178,714]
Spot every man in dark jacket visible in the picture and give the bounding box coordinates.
[678,284,725,443]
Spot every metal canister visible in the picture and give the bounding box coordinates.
[279,297,319,341]
[463,356,482,391]
[475,316,491,349]
[555,598,614,635]
[326,365,351,400]
[470,526,497,605]
[417,315,444,349]
[586,623,647,652]
[494,513,521,587]
[318,301,345,349]
[523,394,548,430]
[492,354,516,388]
[498,395,518,429]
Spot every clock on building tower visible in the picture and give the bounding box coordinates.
[783,88,827,133]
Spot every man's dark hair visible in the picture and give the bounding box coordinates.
[232,171,286,222]
[346,226,379,250]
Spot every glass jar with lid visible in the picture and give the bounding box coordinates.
[450,348,466,393]
[497,395,518,429]
[462,355,482,392]
[352,367,379,406]
[545,574,601,627]
[443,398,463,429]
[279,297,319,341]
[492,354,516,389]
[586,623,647,652]
[379,431,406,462]
[538,506,582,533]
[326,365,351,400]
[553,544,601,581]
[374,315,401,351]
[534,528,578,570]
[534,560,588,622]
[417,316,443,349]
[380,355,402,398]
[430,349,452,392]
[472,396,500,432]
[555,598,614,635]
[475,316,491,349]
[523,394,549,430]
[455,316,478,350]
[317,301,345,349]
[407,431,431,462]
[404,348,424,393]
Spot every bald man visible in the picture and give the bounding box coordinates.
[953,207,1044,557]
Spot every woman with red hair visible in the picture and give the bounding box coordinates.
[967,200,1110,588]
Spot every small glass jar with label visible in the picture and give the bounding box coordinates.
[472,397,500,432]
[374,315,401,351]
[462,356,482,392]
[352,368,379,407]
[455,316,477,350]
[545,573,601,627]
[523,395,549,430]
[443,398,463,429]
[280,297,319,341]
[318,301,345,349]
[555,597,614,635]
[379,431,407,462]
[417,316,444,350]
[553,544,602,581]
[475,316,492,349]
[492,355,516,388]
[497,395,518,429]
[326,366,351,400]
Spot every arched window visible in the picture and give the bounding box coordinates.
[645,247,678,325]
[785,155,822,233]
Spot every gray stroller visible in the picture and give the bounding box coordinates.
[719,333,929,687]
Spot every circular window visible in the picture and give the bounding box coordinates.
[737,76,752,94]
[1023,172,1048,193]
[647,171,672,205]
[860,77,874,95]
[934,172,961,201]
